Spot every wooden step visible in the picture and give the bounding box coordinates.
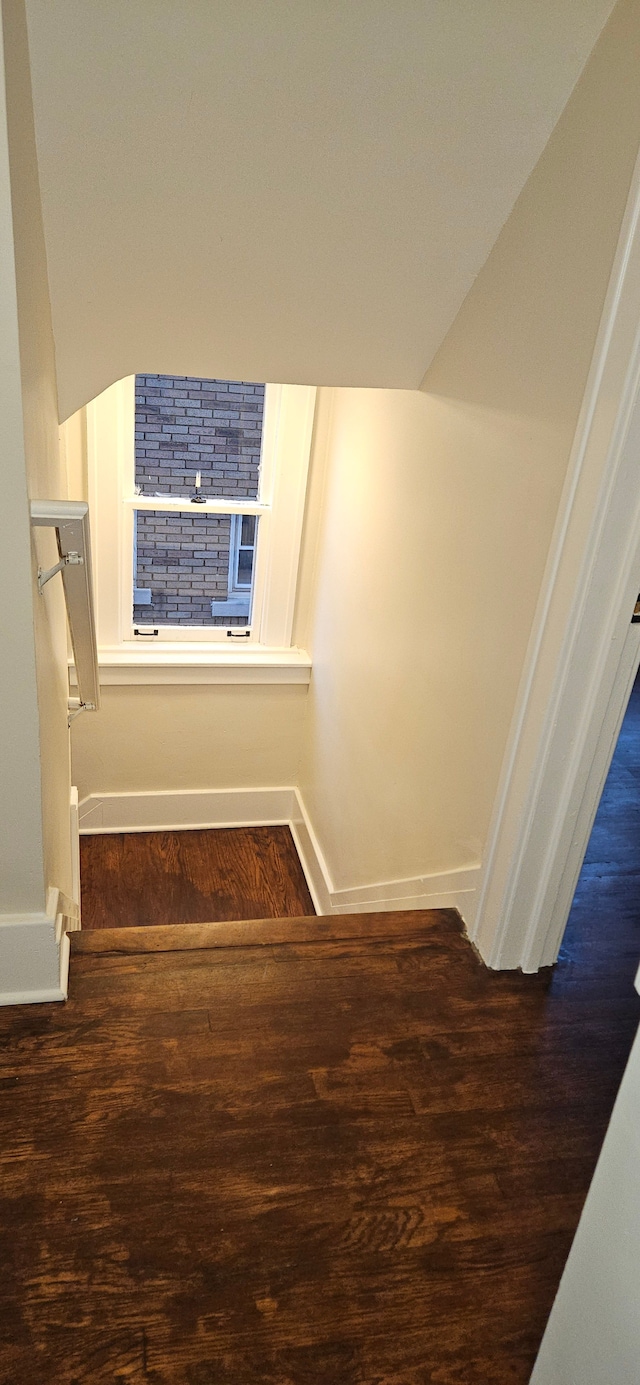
[69,908,461,956]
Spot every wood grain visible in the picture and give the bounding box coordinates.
[1,679,639,1382]
[1,891,638,1384]
[79,825,315,927]
[70,908,458,954]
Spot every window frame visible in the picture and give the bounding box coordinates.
[228,512,256,593]
[87,377,316,664]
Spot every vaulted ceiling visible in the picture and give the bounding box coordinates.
[25,0,616,419]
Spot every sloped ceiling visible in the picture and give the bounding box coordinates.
[24,0,616,419]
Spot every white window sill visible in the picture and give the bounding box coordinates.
[69,646,312,686]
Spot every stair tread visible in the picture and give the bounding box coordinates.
[70,909,461,955]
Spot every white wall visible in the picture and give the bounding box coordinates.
[531,1020,640,1384]
[3,0,72,903]
[294,0,640,899]
[59,403,86,512]
[0,0,73,1003]
[295,386,554,887]
[69,0,640,925]
[64,392,309,810]
[71,684,307,803]
[0,2,44,917]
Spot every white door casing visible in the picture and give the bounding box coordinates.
[473,143,640,972]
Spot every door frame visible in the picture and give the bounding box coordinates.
[471,144,640,972]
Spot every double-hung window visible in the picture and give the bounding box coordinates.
[85,375,315,679]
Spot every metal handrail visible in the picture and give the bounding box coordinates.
[30,499,100,712]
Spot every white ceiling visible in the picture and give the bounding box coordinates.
[25,0,616,419]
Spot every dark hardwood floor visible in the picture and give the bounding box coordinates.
[566,667,640,959]
[1,687,640,1384]
[80,826,315,927]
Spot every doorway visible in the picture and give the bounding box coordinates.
[470,142,640,973]
[558,666,640,983]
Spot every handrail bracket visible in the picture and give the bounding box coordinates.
[38,550,84,595]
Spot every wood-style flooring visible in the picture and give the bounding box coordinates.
[1,683,640,1383]
[0,901,638,1383]
[80,826,315,927]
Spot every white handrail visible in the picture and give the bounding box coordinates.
[30,499,100,711]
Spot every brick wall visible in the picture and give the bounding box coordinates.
[133,376,264,626]
[135,511,232,625]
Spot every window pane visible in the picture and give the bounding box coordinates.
[240,513,256,546]
[133,510,257,626]
[237,547,254,585]
[134,375,265,500]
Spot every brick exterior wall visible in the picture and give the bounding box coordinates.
[135,510,233,625]
[133,376,264,626]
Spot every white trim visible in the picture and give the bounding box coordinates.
[257,385,317,649]
[87,377,316,652]
[289,789,480,923]
[125,495,268,516]
[331,873,480,918]
[0,888,74,1006]
[70,785,81,924]
[227,511,256,593]
[78,785,481,925]
[78,787,298,834]
[474,142,640,972]
[0,909,56,927]
[70,646,312,685]
[288,790,333,913]
[57,930,70,1000]
[1,930,70,1007]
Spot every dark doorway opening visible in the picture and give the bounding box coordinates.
[558,668,640,988]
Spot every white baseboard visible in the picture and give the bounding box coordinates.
[78,785,480,925]
[78,787,297,834]
[290,789,480,923]
[0,892,70,1007]
[7,931,70,1007]
[288,792,333,914]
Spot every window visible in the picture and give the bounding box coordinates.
[215,512,257,620]
[86,375,315,676]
